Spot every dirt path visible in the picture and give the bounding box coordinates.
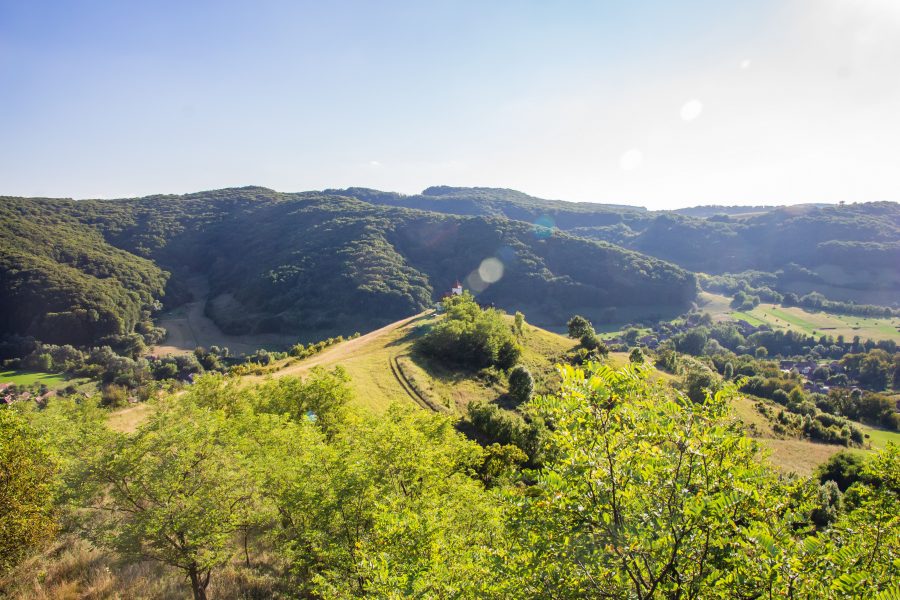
[266,312,430,380]
[389,354,446,412]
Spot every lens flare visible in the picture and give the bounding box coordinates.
[478,257,504,284]
[533,215,556,238]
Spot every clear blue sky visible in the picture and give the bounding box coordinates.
[2,0,898,209]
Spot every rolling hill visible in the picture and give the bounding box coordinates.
[335,186,900,305]
[247,312,899,476]
[0,187,697,349]
[2,185,896,356]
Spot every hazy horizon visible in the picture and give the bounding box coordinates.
[2,0,899,210]
[3,183,869,213]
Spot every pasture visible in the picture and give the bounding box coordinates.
[0,369,90,390]
[700,292,900,342]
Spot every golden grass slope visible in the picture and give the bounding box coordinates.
[265,311,578,414]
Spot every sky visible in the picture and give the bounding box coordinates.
[1,0,899,210]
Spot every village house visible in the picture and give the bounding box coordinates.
[794,360,818,376]
[803,380,829,394]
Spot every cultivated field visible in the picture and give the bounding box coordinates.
[699,292,900,342]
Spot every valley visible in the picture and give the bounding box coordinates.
[5,3,900,594]
[152,276,296,356]
[2,187,899,599]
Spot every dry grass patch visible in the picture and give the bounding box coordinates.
[105,403,153,434]
[2,534,289,600]
[758,439,847,477]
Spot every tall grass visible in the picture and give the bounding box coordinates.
[1,535,287,600]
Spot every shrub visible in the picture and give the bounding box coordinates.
[418,293,521,371]
[567,315,593,339]
[508,365,534,405]
[101,384,128,407]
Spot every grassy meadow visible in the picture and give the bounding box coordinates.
[265,311,578,415]
[0,369,93,392]
[700,292,900,342]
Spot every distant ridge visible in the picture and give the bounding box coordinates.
[0,187,696,348]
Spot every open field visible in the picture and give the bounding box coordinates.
[760,439,848,477]
[264,312,435,413]
[152,276,296,357]
[731,394,851,476]
[729,392,900,476]
[860,423,900,449]
[0,369,92,391]
[699,292,900,342]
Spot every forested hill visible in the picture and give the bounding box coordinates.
[0,188,696,347]
[334,187,900,304]
[326,185,649,229]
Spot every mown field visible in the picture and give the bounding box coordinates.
[0,369,93,391]
[700,292,900,342]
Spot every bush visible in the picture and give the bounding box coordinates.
[418,293,521,371]
[508,365,534,405]
[467,401,545,465]
[567,315,593,339]
[682,369,719,404]
[101,383,128,407]
[817,451,866,491]
[580,332,602,351]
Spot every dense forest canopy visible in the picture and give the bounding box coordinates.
[0,187,697,348]
[2,185,897,352]
[335,187,900,305]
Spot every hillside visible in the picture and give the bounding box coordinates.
[261,311,578,414]
[3,185,897,356]
[0,188,697,350]
[0,198,168,346]
[335,187,900,305]
[245,311,896,477]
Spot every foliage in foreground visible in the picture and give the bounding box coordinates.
[2,364,898,598]
[498,364,899,598]
[0,409,58,573]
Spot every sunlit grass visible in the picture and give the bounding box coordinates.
[699,292,900,342]
[1,370,75,389]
